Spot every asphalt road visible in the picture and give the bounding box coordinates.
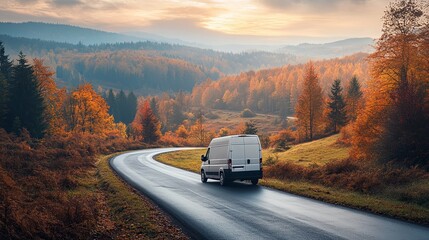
[110,148,429,240]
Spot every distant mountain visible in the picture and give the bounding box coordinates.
[279,38,374,59]
[0,22,145,45]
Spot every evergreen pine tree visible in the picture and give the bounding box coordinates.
[243,121,258,134]
[0,42,12,129]
[117,90,127,123]
[106,89,117,119]
[346,76,363,121]
[328,80,347,133]
[150,97,159,118]
[0,73,8,128]
[8,52,46,138]
[0,42,13,81]
[126,91,137,124]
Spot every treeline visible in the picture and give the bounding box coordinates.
[55,50,212,93]
[1,34,297,94]
[0,43,126,138]
[190,53,368,117]
[104,89,137,124]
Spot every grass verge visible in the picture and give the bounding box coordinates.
[263,134,350,166]
[91,153,189,239]
[154,149,429,226]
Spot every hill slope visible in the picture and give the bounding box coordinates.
[0,22,143,45]
[279,37,374,59]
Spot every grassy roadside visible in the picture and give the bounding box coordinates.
[154,149,429,226]
[74,153,189,239]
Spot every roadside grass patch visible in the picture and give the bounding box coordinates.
[155,149,204,173]
[96,153,189,239]
[263,134,349,167]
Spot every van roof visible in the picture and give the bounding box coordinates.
[214,134,258,140]
[209,134,259,146]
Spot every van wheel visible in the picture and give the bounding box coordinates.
[251,179,259,185]
[219,172,226,186]
[201,170,207,183]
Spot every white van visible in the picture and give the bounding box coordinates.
[200,134,263,186]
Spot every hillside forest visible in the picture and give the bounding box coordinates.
[0,0,428,239]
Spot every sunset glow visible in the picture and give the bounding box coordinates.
[2,0,391,43]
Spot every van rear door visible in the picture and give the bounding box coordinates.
[244,136,261,172]
[230,137,245,172]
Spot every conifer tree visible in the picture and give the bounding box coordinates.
[0,42,13,81]
[106,89,117,118]
[243,121,258,134]
[8,52,46,138]
[0,42,12,129]
[0,73,8,128]
[327,80,347,133]
[125,91,137,124]
[346,76,363,122]
[150,97,159,118]
[117,90,127,123]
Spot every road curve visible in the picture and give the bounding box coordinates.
[110,148,429,240]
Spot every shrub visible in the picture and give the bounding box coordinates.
[240,108,256,118]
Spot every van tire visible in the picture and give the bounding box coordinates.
[219,172,226,186]
[201,170,207,183]
[251,179,259,185]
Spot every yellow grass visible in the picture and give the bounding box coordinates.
[204,109,284,134]
[263,134,350,166]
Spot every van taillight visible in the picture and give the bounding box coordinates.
[228,159,232,169]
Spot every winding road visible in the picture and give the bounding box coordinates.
[110,148,429,240]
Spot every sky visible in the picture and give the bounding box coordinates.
[2,0,392,45]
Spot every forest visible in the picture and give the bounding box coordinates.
[1,34,297,93]
[0,0,428,238]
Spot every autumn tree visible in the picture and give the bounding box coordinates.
[352,0,429,165]
[327,80,347,133]
[7,52,46,138]
[32,58,66,135]
[295,62,324,141]
[346,76,363,121]
[189,110,207,146]
[63,83,115,135]
[133,100,161,143]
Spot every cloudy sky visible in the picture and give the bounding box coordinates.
[2,0,391,45]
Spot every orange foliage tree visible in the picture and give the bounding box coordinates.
[295,62,324,141]
[63,83,115,135]
[352,0,429,165]
[32,58,66,135]
[133,99,161,143]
